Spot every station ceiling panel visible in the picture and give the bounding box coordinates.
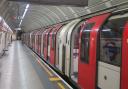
[8,0,88,6]
[1,0,128,32]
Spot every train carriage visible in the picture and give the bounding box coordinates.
[22,10,128,89]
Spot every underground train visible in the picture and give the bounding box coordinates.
[22,10,128,89]
[0,17,13,56]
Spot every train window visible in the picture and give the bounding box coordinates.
[32,36,34,45]
[48,35,50,46]
[43,36,46,47]
[100,17,126,66]
[52,35,55,49]
[39,36,41,46]
[37,36,39,46]
[80,23,94,63]
[66,33,68,43]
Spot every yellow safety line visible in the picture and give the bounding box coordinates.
[29,51,70,89]
[57,82,65,89]
[37,59,53,77]
[49,77,61,81]
[31,52,53,77]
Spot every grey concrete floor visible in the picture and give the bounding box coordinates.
[0,41,68,89]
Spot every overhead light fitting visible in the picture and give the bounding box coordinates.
[19,4,29,27]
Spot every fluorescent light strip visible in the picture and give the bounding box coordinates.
[19,4,29,27]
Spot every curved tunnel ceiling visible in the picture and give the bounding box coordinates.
[22,5,89,31]
[18,0,128,32]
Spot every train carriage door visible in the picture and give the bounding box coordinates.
[69,21,84,82]
[35,34,38,52]
[47,28,53,61]
[43,28,53,60]
[40,30,44,56]
[78,13,110,89]
[43,29,49,60]
[121,22,128,89]
[43,33,47,60]
[37,34,40,54]
[99,17,121,89]
[39,35,41,55]
[50,24,63,65]
[49,32,54,64]
[55,27,63,68]
[37,30,41,54]
[98,15,128,89]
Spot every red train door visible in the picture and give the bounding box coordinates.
[38,35,42,55]
[32,35,35,50]
[121,22,128,89]
[43,30,48,60]
[43,27,53,60]
[78,13,110,89]
[33,31,37,50]
[37,35,40,54]
[37,30,41,55]
[50,24,62,65]
[43,31,46,58]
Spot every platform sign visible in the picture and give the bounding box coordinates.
[8,0,88,6]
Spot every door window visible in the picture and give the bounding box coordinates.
[44,35,46,47]
[100,17,126,66]
[52,34,55,49]
[39,36,41,47]
[43,35,46,52]
[48,34,50,46]
[80,23,94,63]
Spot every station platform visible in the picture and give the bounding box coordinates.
[0,41,72,89]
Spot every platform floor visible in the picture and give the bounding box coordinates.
[0,41,71,89]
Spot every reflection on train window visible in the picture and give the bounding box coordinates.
[80,23,94,63]
[100,17,126,66]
